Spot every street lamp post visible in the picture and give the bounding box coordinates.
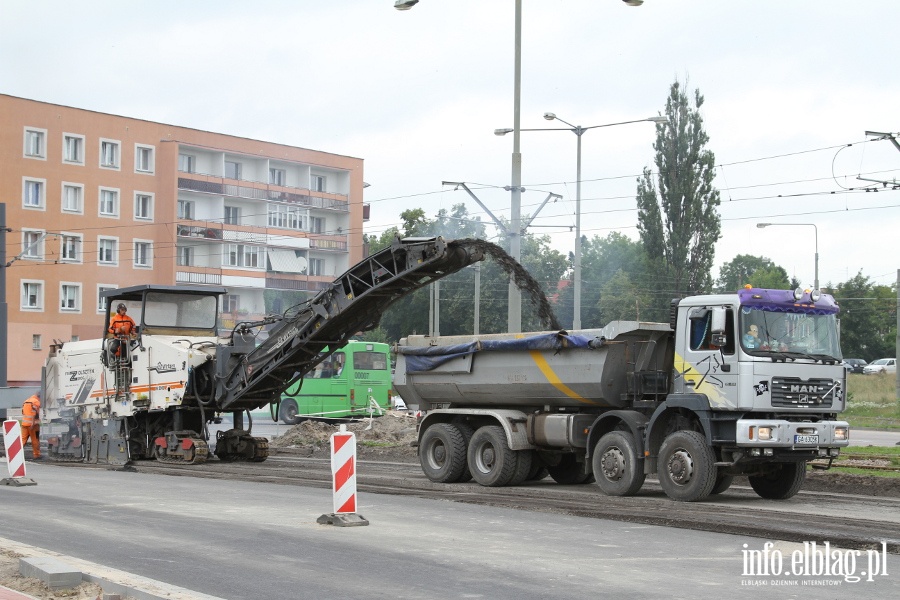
[396,0,644,332]
[497,114,666,330]
[756,223,819,291]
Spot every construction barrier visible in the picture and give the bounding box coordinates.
[316,425,368,527]
[2,420,37,486]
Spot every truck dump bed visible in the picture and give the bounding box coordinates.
[393,321,673,411]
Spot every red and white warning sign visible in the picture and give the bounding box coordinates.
[331,427,357,514]
[3,420,27,479]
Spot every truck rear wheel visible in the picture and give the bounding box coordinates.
[419,423,469,483]
[657,431,716,502]
[592,431,645,496]
[467,425,517,487]
[507,450,534,486]
[748,462,806,499]
[453,420,475,483]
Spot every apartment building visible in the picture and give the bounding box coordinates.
[0,94,365,385]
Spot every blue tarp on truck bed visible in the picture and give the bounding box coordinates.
[398,332,600,373]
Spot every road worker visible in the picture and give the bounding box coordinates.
[108,303,136,359]
[21,391,41,460]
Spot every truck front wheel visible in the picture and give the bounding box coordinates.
[748,462,806,499]
[657,431,716,502]
[467,425,517,487]
[592,431,645,496]
[419,423,469,483]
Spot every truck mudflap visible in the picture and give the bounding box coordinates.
[734,419,850,448]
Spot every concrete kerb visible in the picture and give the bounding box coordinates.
[0,537,225,600]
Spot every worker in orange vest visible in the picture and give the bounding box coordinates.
[108,302,137,358]
[21,391,41,460]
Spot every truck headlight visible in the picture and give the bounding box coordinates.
[758,426,773,441]
[833,427,848,441]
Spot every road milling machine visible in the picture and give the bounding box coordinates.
[41,237,483,465]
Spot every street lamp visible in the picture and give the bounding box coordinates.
[497,114,667,330]
[756,223,819,291]
[397,0,644,333]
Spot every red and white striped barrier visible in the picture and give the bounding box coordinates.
[316,425,368,527]
[2,420,37,486]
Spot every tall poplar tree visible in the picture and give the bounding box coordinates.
[636,79,721,299]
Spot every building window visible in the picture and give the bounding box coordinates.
[310,216,325,234]
[61,234,82,262]
[97,285,116,312]
[22,230,44,260]
[309,258,324,276]
[224,206,241,225]
[63,134,84,164]
[135,145,154,173]
[178,200,195,220]
[23,178,45,209]
[21,281,43,310]
[225,244,260,268]
[178,154,196,173]
[269,168,286,186]
[100,139,120,168]
[311,175,326,192]
[268,205,304,230]
[60,283,81,312]
[134,193,153,220]
[177,246,194,267]
[24,128,46,159]
[225,161,242,180]
[98,237,118,265]
[223,294,240,313]
[134,241,152,268]
[62,183,83,213]
[32,335,42,350]
[99,188,119,216]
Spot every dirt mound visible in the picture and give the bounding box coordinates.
[270,411,419,460]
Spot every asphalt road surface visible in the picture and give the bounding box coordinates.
[1,462,898,600]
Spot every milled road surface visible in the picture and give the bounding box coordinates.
[108,452,900,553]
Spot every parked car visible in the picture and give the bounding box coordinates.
[842,358,868,373]
[862,358,896,375]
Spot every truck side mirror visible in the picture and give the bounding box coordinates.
[710,306,730,370]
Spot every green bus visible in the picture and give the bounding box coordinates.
[275,341,394,424]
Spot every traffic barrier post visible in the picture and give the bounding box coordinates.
[317,424,368,527]
[2,420,37,486]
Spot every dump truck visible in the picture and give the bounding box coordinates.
[40,237,483,465]
[394,287,850,501]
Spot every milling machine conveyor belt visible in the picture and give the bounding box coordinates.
[214,236,484,411]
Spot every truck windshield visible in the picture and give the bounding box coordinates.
[739,307,841,361]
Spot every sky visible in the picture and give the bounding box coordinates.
[2,0,898,291]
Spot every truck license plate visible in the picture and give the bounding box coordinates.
[794,435,818,445]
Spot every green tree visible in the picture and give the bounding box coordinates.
[636,79,721,302]
[830,272,897,361]
[597,269,649,322]
[715,254,791,293]
[556,232,662,327]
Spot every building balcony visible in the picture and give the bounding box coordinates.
[176,267,223,286]
[177,223,223,240]
[177,173,349,212]
[265,275,333,292]
[308,237,348,252]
